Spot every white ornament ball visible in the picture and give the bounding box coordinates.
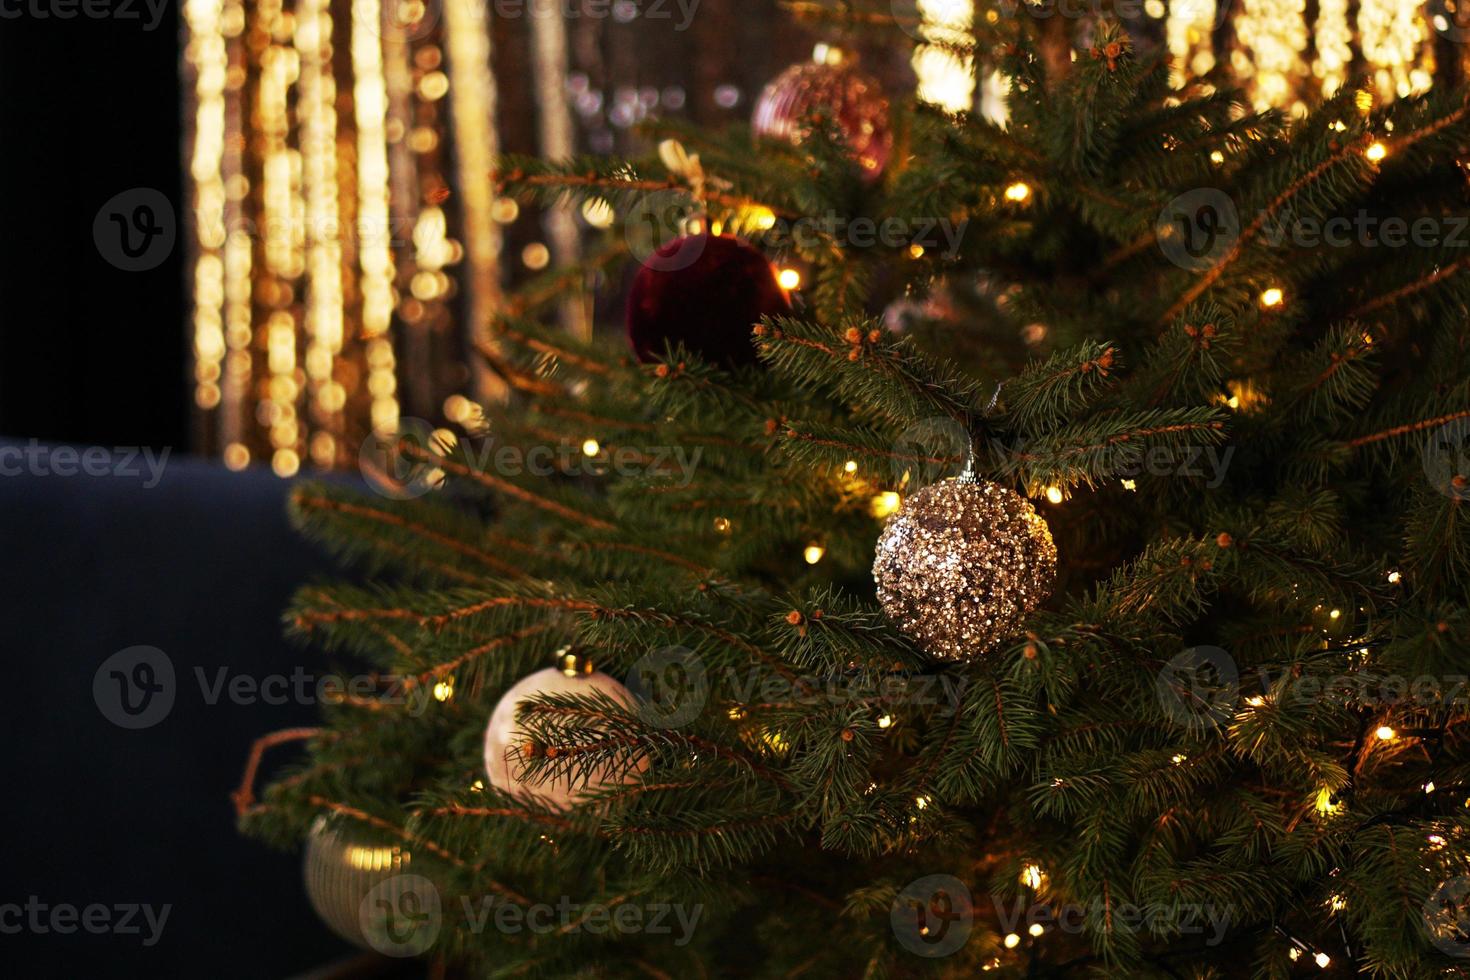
[483,666,648,809]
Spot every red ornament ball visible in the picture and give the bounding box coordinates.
[752,59,892,182]
[626,234,791,369]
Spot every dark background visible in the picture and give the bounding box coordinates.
[0,18,189,453]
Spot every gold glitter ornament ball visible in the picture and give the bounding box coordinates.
[873,478,1057,660]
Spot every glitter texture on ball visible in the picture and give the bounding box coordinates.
[872,478,1057,660]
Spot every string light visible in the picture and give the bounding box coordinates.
[1121,479,1137,491]
[908,244,925,259]
[1375,725,1396,741]
[1004,181,1032,203]
[1166,0,1217,88]
[1260,287,1285,308]
[1365,140,1388,162]
[870,492,903,519]
[1044,486,1064,505]
[777,268,802,291]
[843,459,859,475]
[877,714,894,729]
[581,438,601,458]
[1020,864,1045,889]
[803,543,826,565]
[1003,932,1021,949]
[713,516,733,534]
[912,0,975,113]
[1234,0,1310,114]
[581,198,615,229]
[1387,570,1402,584]
[1425,781,1437,794]
[432,677,455,702]
[1315,952,1331,968]
[1172,753,1188,765]
[1028,923,1044,937]
[1315,787,1342,815]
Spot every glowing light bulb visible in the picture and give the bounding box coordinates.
[1365,141,1388,162]
[1044,486,1064,504]
[1209,150,1225,164]
[1315,787,1341,814]
[1387,570,1401,584]
[581,198,615,228]
[1021,864,1044,889]
[803,543,825,565]
[1315,952,1330,968]
[1028,923,1044,937]
[908,244,925,258]
[1004,933,1021,949]
[1289,947,1301,961]
[1121,479,1137,491]
[748,206,777,231]
[432,677,454,702]
[1005,182,1032,202]
[777,268,802,290]
[1329,609,1341,620]
[915,795,929,810]
[1172,753,1188,765]
[581,438,600,457]
[1260,287,1285,308]
[1330,894,1346,911]
[843,459,858,474]
[1375,725,1396,741]
[870,492,902,519]
[1425,781,1437,794]
[877,714,894,729]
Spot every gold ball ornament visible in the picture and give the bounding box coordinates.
[302,816,442,958]
[872,478,1057,660]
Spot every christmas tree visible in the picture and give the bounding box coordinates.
[238,8,1470,977]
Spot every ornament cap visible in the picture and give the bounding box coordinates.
[555,646,594,677]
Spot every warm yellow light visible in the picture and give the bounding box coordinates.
[908,244,925,259]
[843,459,859,474]
[272,448,300,478]
[777,268,802,291]
[1003,933,1021,949]
[747,206,777,231]
[1365,141,1388,162]
[1315,787,1340,814]
[1028,923,1044,937]
[470,779,485,791]
[223,443,251,471]
[1172,753,1188,765]
[582,438,600,458]
[1246,695,1267,708]
[1429,833,1447,850]
[432,678,454,702]
[1044,485,1064,505]
[877,714,894,729]
[1387,570,1402,584]
[1004,181,1032,203]
[1314,952,1330,968]
[1209,150,1225,164]
[522,242,551,270]
[915,795,929,810]
[713,516,732,534]
[1375,725,1396,741]
[803,543,826,565]
[1425,781,1437,794]
[1289,947,1301,961]
[1260,287,1285,308]
[1121,479,1137,491]
[1330,894,1346,911]
[1021,864,1044,889]
[870,492,903,519]
[581,198,615,229]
